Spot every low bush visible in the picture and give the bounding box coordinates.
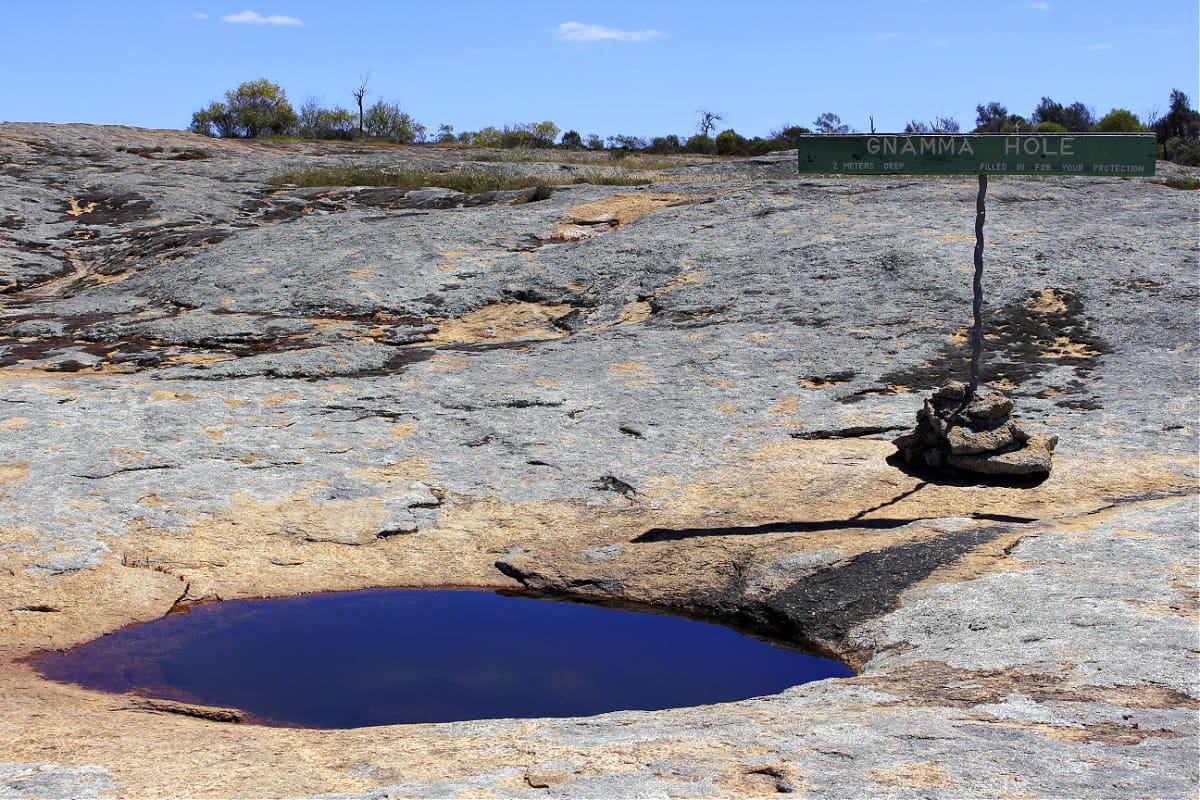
[1153,174,1199,190]
[1094,109,1148,133]
[1162,137,1200,166]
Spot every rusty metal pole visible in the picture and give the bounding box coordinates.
[961,174,988,409]
[951,174,987,420]
[967,174,987,396]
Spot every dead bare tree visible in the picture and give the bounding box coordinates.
[696,108,723,138]
[351,72,370,137]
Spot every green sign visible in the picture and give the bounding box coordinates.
[797,134,1156,176]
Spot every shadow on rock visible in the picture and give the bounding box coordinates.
[884,451,1050,489]
[632,508,1037,543]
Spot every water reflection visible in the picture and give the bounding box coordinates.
[33,588,851,728]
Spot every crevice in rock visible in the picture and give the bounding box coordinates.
[464,433,500,448]
[167,581,192,614]
[321,404,413,423]
[71,463,178,480]
[1001,535,1034,556]
[502,398,564,409]
[439,338,561,354]
[745,765,795,794]
[592,474,638,500]
[835,386,896,404]
[1101,486,1200,506]
[121,697,244,723]
[375,527,417,540]
[798,370,856,388]
[792,424,908,440]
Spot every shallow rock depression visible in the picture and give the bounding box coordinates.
[0,123,1197,799]
[31,588,853,728]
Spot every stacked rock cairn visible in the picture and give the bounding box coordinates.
[893,381,1057,476]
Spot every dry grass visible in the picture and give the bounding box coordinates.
[470,150,720,171]
[1152,175,1199,190]
[268,165,653,192]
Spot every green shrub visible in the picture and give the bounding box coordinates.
[647,134,682,154]
[999,115,1031,133]
[607,134,647,151]
[524,122,560,148]
[715,129,748,156]
[190,79,297,138]
[1163,137,1200,166]
[766,125,811,150]
[190,102,237,138]
[812,112,849,134]
[1153,89,1200,144]
[1031,121,1068,133]
[1094,109,1147,133]
[468,123,561,149]
[684,134,715,155]
[298,99,356,140]
[364,100,421,143]
[746,138,774,156]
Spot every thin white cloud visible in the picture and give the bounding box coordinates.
[1086,42,1113,50]
[223,10,303,26]
[192,12,209,19]
[1026,2,1051,10]
[555,21,662,43]
[874,31,899,41]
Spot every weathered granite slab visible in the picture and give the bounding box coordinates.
[0,123,1196,799]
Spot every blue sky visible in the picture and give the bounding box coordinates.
[2,1,1196,139]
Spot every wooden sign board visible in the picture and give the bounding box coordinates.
[797,134,1156,176]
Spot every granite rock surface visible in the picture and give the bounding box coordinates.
[0,123,1197,799]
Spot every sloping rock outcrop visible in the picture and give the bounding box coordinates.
[0,123,1196,799]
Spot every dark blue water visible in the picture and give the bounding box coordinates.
[32,589,851,728]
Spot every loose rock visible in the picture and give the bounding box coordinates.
[893,381,1057,475]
